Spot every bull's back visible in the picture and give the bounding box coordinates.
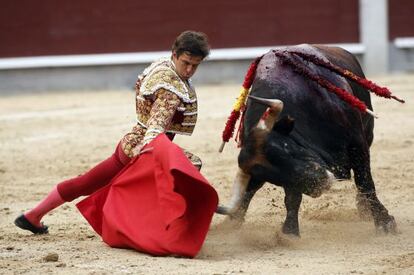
[243,44,374,166]
[313,45,374,145]
[313,45,373,110]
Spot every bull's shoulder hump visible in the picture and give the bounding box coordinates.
[312,44,355,61]
[312,44,363,74]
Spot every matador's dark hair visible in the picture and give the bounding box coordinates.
[172,30,210,59]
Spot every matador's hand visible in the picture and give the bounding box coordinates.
[132,144,153,157]
[131,144,143,157]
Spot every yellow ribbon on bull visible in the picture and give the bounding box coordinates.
[233,87,250,111]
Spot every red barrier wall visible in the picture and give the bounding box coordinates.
[0,0,360,58]
[389,0,414,39]
[2,1,413,58]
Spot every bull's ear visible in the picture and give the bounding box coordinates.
[273,115,295,135]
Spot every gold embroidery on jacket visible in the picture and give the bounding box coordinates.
[121,58,199,159]
[136,58,197,136]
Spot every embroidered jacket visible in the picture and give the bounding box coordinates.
[120,58,199,160]
[137,57,198,136]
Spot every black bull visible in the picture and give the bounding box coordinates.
[217,44,397,236]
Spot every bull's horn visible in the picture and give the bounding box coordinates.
[248,95,284,112]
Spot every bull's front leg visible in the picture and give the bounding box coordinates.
[216,168,264,222]
[282,187,302,236]
[350,147,397,233]
[216,168,250,217]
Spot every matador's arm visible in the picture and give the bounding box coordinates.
[132,89,181,156]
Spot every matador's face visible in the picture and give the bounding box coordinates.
[172,51,203,81]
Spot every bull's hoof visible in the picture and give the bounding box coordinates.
[356,193,373,220]
[215,205,230,215]
[375,215,397,234]
[282,223,300,237]
[216,205,246,219]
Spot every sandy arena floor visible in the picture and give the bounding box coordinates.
[0,74,413,274]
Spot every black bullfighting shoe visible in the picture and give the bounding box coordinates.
[14,214,49,234]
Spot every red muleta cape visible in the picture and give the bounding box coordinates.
[76,134,218,258]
